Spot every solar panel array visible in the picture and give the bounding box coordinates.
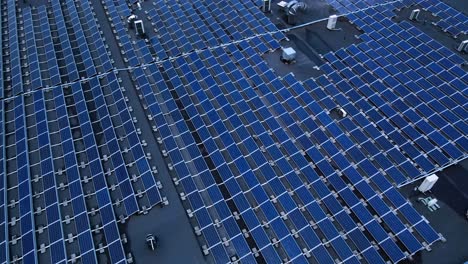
[125,41,443,263]
[1,0,465,263]
[99,0,456,263]
[323,5,467,186]
[2,0,115,98]
[103,0,284,64]
[419,0,467,38]
[2,77,161,263]
[325,0,413,13]
[0,0,161,263]
[325,0,467,39]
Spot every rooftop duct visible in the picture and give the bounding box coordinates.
[285,1,308,25]
[287,1,308,16]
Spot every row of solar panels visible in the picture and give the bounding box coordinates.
[0,0,2,98]
[328,0,416,13]
[419,0,467,38]
[0,101,4,264]
[102,0,283,65]
[6,0,21,97]
[144,0,282,55]
[116,0,133,17]
[1,0,112,98]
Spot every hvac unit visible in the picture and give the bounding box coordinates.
[134,20,145,36]
[457,39,468,52]
[409,9,420,21]
[262,0,271,13]
[417,174,438,193]
[327,15,337,30]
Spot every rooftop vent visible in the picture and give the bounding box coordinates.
[417,174,438,193]
[327,15,337,30]
[457,39,468,53]
[278,1,308,25]
[409,9,420,21]
[262,0,271,13]
[337,108,347,118]
[127,15,137,28]
[134,20,146,38]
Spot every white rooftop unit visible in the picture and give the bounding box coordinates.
[409,9,420,21]
[281,47,296,62]
[457,39,468,52]
[262,0,271,12]
[417,174,438,193]
[426,198,438,207]
[327,15,337,30]
[134,20,145,36]
[277,1,288,10]
[127,15,137,24]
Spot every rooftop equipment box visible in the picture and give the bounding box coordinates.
[281,47,296,62]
